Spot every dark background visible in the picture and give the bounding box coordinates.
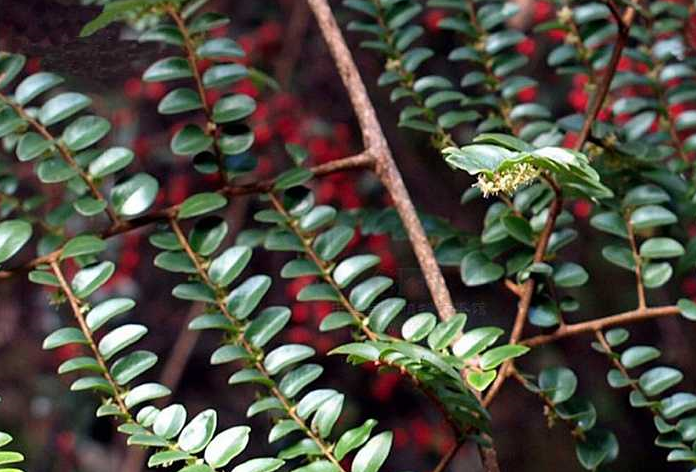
[0,0,694,471]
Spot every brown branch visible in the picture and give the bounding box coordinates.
[166,6,228,183]
[431,440,463,472]
[483,176,562,407]
[0,152,373,280]
[521,305,680,347]
[625,217,646,309]
[306,0,457,321]
[49,260,131,418]
[573,3,636,151]
[0,94,120,223]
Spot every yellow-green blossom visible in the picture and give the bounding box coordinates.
[475,162,541,197]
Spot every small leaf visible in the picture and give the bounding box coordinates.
[89,147,134,178]
[212,94,256,123]
[467,370,497,391]
[539,366,578,404]
[226,275,272,319]
[178,193,227,219]
[39,92,91,126]
[479,344,529,370]
[153,404,187,439]
[205,426,251,468]
[401,312,437,342]
[71,261,115,298]
[209,246,252,286]
[111,173,159,217]
[621,346,661,369]
[335,419,378,460]
[264,344,315,375]
[98,324,147,360]
[158,88,202,114]
[178,409,218,453]
[0,219,32,264]
[639,366,683,396]
[677,298,696,321]
[461,251,504,286]
[452,326,504,359]
[351,431,393,472]
[630,205,677,230]
[43,327,88,350]
[61,235,106,260]
[639,238,684,258]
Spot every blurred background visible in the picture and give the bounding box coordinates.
[0,0,695,471]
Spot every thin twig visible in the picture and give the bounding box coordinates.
[625,217,646,309]
[306,0,457,321]
[483,175,562,407]
[166,6,227,183]
[431,440,463,472]
[573,2,636,151]
[0,152,374,279]
[521,305,680,347]
[49,260,131,417]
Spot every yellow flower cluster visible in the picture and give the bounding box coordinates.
[475,162,541,197]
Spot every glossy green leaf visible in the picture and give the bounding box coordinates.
[314,225,354,261]
[111,350,157,385]
[39,92,91,126]
[153,404,187,439]
[467,370,497,391]
[171,124,213,156]
[158,88,202,114]
[209,246,252,286]
[479,344,529,370]
[43,327,88,350]
[351,431,392,472]
[205,426,250,468]
[71,261,115,298]
[212,95,256,123]
[111,172,159,217]
[427,313,467,350]
[575,429,619,470]
[86,297,135,331]
[401,312,437,342]
[452,327,504,359]
[639,367,683,396]
[231,458,284,472]
[98,324,147,360]
[226,275,271,319]
[461,251,504,286]
[15,72,64,105]
[61,235,106,260]
[335,419,378,460]
[278,364,323,398]
[189,216,228,256]
[639,238,684,258]
[334,254,380,288]
[143,57,192,82]
[0,220,32,264]
[125,382,171,409]
[178,193,227,219]
[62,115,111,151]
[264,344,315,375]
[16,132,52,161]
[539,366,578,404]
[88,147,134,178]
[349,276,392,311]
[630,205,677,230]
[677,298,696,321]
[178,409,217,453]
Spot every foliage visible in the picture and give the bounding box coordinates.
[2,0,696,471]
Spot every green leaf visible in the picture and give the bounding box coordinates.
[264,344,315,375]
[575,429,619,470]
[368,298,406,333]
[71,376,114,394]
[210,345,250,365]
[111,172,159,217]
[0,219,32,264]
[36,157,77,183]
[467,370,497,391]
[205,426,250,468]
[539,366,578,404]
[278,363,323,398]
[661,393,696,419]
[189,216,228,256]
[125,382,171,409]
[602,245,635,271]
[268,421,302,443]
[212,95,256,123]
[89,147,134,178]
[61,235,106,260]
[178,409,217,453]
[158,88,202,114]
[39,92,91,126]
[501,215,534,246]
[621,346,661,369]
[296,389,339,419]
[639,238,684,258]
[427,313,467,350]
[479,344,529,370]
[314,226,354,261]
[677,299,696,321]
[401,312,437,342]
[452,327,504,359]
[15,72,63,105]
[319,311,355,332]
[42,327,88,350]
[622,184,670,207]
[171,124,213,156]
[639,366,683,396]
[231,458,284,472]
[178,193,227,219]
[0,54,26,89]
[312,393,344,438]
[630,205,677,230]
[245,306,291,348]
[16,132,52,161]
[335,419,378,460]
[285,143,309,166]
[282,259,322,278]
[460,251,504,287]
[642,262,672,288]
[209,246,252,286]
[203,64,249,88]
[197,38,245,59]
[553,262,589,287]
[299,206,337,232]
[98,324,147,360]
[590,212,628,238]
[351,431,392,472]
[62,115,111,151]
[173,282,216,302]
[111,350,157,385]
[58,356,102,374]
[143,57,192,82]
[274,167,314,190]
[349,276,392,311]
[85,297,135,331]
[226,275,271,319]
[153,404,187,439]
[71,261,115,298]
[148,450,192,467]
